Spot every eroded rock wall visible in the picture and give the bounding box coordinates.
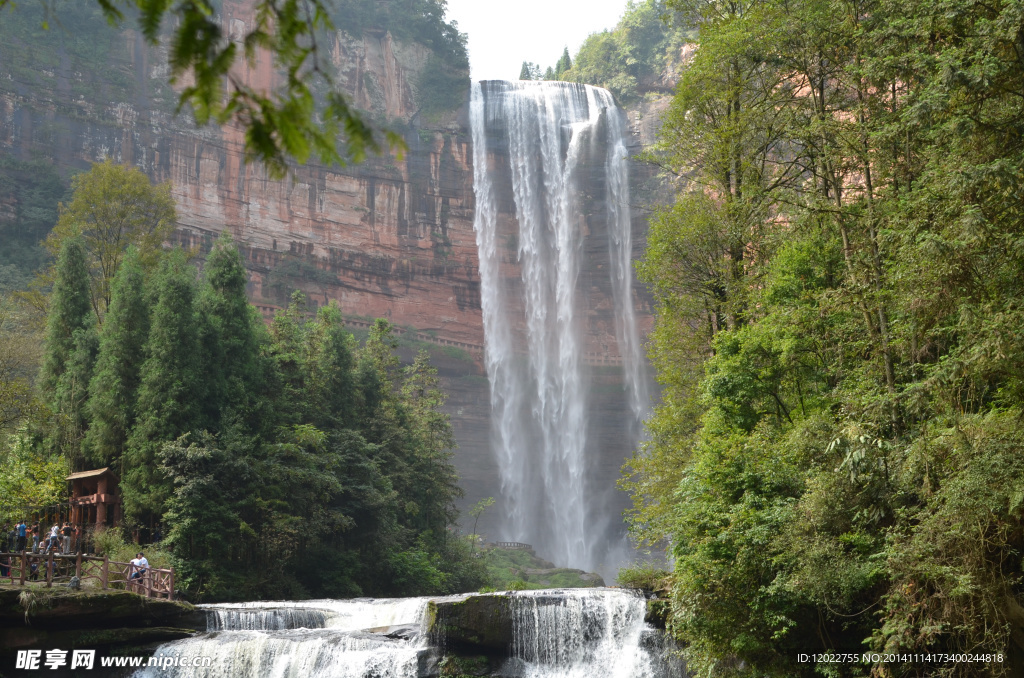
[0,3,674,561]
[0,2,482,344]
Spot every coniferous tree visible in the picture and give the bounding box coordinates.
[123,250,203,525]
[83,247,150,469]
[555,46,571,77]
[40,237,96,467]
[519,61,534,80]
[198,235,267,431]
[52,325,98,467]
[40,237,92,398]
[354,318,402,441]
[302,302,356,431]
[268,291,310,427]
[401,350,459,538]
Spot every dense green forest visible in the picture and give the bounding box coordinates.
[0,162,486,602]
[617,0,1024,675]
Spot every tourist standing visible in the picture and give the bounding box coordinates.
[15,520,26,552]
[61,522,72,554]
[31,522,40,553]
[45,523,59,554]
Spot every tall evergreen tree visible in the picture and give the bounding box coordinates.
[40,237,92,398]
[198,235,267,431]
[83,247,150,469]
[123,250,202,525]
[401,350,459,538]
[555,46,572,77]
[302,302,356,431]
[268,290,311,427]
[52,325,98,468]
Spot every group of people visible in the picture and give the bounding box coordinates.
[4,520,77,555]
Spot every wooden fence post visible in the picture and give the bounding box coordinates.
[75,552,82,580]
[100,555,108,590]
[168,568,174,600]
[46,552,53,587]
[19,553,26,586]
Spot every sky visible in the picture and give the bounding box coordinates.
[443,0,630,81]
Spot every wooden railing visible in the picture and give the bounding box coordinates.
[0,552,174,600]
[494,541,532,550]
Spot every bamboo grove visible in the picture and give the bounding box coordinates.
[624,0,1024,675]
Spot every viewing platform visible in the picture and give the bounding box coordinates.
[0,551,174,600]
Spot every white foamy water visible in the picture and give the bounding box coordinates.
[134,589,681,678]
[508,589,674,678]
[135,597,440,678]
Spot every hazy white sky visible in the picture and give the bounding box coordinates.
[444,0,630,81]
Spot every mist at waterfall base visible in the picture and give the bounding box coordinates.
[136,589,680,678]
[470,81,652,577]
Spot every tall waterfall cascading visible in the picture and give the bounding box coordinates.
[470,81,651,572]
[135,590,681,678]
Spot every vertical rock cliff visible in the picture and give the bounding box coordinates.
[0,2,674,561]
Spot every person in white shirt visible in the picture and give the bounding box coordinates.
[130,553,148,580]
[45,524,59,553]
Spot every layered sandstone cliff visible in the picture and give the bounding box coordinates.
[0,1,482,344]
[0,2,673,549]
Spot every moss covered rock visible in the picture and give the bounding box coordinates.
[428,595,515,655]
[0,588,199,630]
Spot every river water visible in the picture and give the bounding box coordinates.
[135,588,683,678]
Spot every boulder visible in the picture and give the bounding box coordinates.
[428,595,515,655]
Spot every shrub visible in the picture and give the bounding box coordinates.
[616,562,670,592]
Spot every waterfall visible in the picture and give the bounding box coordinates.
[508,589,674,678]
[470,81,650,572]
[135,598,439,678]
[135,590,682,678]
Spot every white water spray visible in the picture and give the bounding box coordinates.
[470,81,650,572]
[135,590,681,678]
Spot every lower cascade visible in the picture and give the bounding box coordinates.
[135,589,683,678]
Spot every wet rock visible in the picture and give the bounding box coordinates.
[645,598,670,629]
[367,623,422,641]
[0,588,197,630]
[0,625,196,652]
[428,595,515,655]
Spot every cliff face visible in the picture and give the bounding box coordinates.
[0,3,672,557]
[0,1,482,344]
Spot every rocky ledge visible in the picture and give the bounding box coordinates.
[0,588,203,655]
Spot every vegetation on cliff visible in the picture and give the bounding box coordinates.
[0,0,468,176]
[528,1,691,105]
[0,156,68,293]
[625,0,1024,675]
